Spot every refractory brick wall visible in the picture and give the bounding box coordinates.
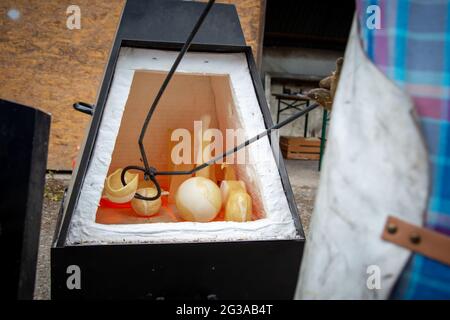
[0,0,264,170]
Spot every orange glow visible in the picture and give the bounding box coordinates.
[96,194,254,225]
[94,72,265,225]
[99,197,131,209]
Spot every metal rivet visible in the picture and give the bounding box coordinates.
[386,223,398,234]
[410,233,421,245]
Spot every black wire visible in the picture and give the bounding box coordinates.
[120,0,216,201]
[121,102,319,201]
[118,0,321,202]
[138,0,216,180]
[156,102,319,176]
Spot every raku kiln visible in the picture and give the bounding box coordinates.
[52,0,305,299]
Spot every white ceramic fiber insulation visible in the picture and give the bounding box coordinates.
[66,48,298,245]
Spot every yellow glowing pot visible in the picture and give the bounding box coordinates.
[225,191,252,222]
[176,177,222,222]
[104,168,139,203]
[131,188,162,216]
[220,180,246,204]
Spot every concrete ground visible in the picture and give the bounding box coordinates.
[285,160,320,236]
[34,159,320,299]
[35,173,70,300]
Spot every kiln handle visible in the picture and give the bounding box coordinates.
[73,102,94,115]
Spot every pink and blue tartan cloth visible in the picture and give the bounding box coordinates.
[357,0,450,299]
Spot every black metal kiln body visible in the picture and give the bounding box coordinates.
[52,0,304,299]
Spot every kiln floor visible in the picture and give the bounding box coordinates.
[95,202,228,225]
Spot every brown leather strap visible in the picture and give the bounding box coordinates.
[382,216,450,266]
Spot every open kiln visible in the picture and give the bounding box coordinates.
[52,0,304,299]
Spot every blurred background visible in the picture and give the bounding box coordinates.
[0,0,354,170]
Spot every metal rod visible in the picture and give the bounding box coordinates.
[319,109,328,171]
[137,0,215,178]
[276,99,281,123]
[304,100,309,137]
[150,102,319,177]
[122,102,319,200]
[118,0,324,201]
[121,0,215,201]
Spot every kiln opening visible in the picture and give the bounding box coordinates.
[96,71,266,225]
[66,48,298,245]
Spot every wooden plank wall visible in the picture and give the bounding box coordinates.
[0,0,264,170]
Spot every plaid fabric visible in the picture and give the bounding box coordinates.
[356,0,450,299]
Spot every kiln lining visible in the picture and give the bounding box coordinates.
[66,48,298,245]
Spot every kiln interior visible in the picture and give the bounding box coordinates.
[66,48,298,244]
[95,71,267,224]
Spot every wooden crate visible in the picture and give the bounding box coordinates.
[280,136,321,160]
